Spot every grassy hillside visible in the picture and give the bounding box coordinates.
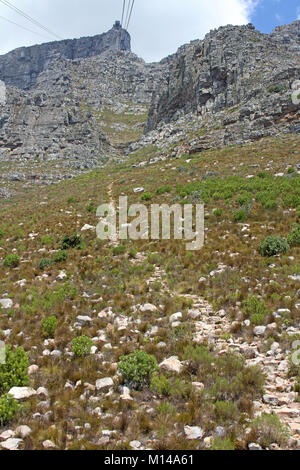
[0,134,299,450]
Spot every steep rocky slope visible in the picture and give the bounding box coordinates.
[0,21,131,90]
[143,23,300,156]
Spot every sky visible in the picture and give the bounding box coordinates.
[0,0,299,62]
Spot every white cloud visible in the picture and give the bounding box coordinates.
[0,0,259,62]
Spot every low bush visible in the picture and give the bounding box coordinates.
[53,250,68,263]
[112,245,126,256]
[251,413,289,448]
[243,296,269,324]
[150,374,172,396]
[0,346,29,395]
[0,394,20,426]
[141,192,153,201]
[62,233,83,250]
[287,225,300,247]
[3,254,20,268]
[211,437,235,450]
[259,235,289,257]
[39,258,52,270]
[41,316,58,338]
[72,336,93,357]
[118,350,158,388]
[233,209,247,223]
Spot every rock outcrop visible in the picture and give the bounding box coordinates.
[144,23,300,153]
[0,21,299,171]
[0,22,131,90]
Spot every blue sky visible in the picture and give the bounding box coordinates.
[251,0,300,32]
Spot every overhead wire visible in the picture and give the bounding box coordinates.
[121,0,126,27]
[125,0,135,30]
[124,0,132,30]
[0,14,52,40]
[0,0,62,40]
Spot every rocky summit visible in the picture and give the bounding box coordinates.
[0,19,300,452]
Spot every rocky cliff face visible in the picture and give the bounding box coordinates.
[0,49,166,169]
[0,22,131,90]
[0,21,299,176]
[145,22,300,153]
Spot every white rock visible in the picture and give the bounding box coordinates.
[188,309,201,319]
[8,387,37,400]
[15,425,32,438]
[96,377,114,391]
[130,440,142,449]
[0,430,15,440]
[140,303,157,313]
[133,187,144,193]
[43,440,56,449]
[0,438,23,450]
[184,426,204,440]
[0,298,13,309]
[120,386,133,401]
[159,356,183,374]
[81,224,95,231]
[56,270,67,281]
[36,387,49,397]
[169,312,182,323]
[76,315,92,324]
[253,326,266,336]
[248,442,262,450]
[28,365,39,375]
[91,346,98,355]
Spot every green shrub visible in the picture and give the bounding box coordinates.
[41,235,53,246]
[41,316,58,338]
[287,226,300,247]
[214,400,239,423]
[243,296,269,322]
[72,336,93,357]
[0,229,3,239]
[141,192,153,201]
[0,394,20,426]
[251,413,289,448]
[259,235,289,257]
[282,193,300,208]
[156,186,172,195]
[150,374,172,396]
[250,313,266,326]
[62,233,83,250]
[53,250,68,263]
[236,192,252,206]
[3,254,20,268]
[0,346,29,395]
[86,203,97,213]
[112,245,126,256]
[213,208,223,217]
[233,209,247,223]
[211,437,235,450]
[118,350,158,388]
[39,258,52,270]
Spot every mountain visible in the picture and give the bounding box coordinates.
[0,21,300,451]
[0,21,299,179]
